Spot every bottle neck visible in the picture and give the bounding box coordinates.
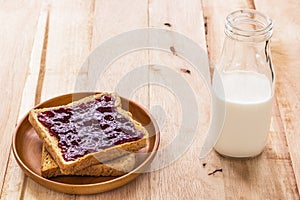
[225,9,273,43]
[220,37,272,72]
[216,10,274,82]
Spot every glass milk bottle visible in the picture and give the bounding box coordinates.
[212,10,275,158]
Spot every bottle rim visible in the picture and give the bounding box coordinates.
[225,9,273,41]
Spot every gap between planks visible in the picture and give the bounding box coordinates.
[35,10,50,105]
[88,0,95,51]
[6,2,50,199]
[21,4,50,200]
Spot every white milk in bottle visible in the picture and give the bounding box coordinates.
[212,9,274,158]
[213,71,273,157]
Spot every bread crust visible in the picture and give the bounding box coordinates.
[41,145,136,178]
[29,92,148,174]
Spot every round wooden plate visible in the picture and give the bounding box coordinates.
[12,93,160,194]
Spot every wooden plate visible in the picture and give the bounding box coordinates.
[12,93,160,194]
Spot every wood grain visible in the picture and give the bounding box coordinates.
[21,0,94,198]
[147,0,225,199]
[1,3,49,199]
[38,0,94,101]
[0,0,42,198]
[203,0,300,199]
[0,0,300,199]
[255,0,300,195]
[76,0,150,199]
[201,0,250,65]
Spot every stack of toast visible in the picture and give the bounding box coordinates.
[29,92,148,178]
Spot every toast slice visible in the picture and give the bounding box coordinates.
[41,145,136,178]
[29,92,148,174]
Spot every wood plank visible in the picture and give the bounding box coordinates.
[20,0,93,198]
[201,0,251,65]
[147,0,225,199]
[38,0,94,101]
[203,0,300,198]
[76,0,150,199]
[0,0,42,198]
[17,0,150,198]
[255,0,300,194]
[1,0,298,199]
[0,2,49,199]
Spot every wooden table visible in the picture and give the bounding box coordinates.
[1,0,300,199]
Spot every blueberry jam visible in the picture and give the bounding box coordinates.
[37,95,144,161]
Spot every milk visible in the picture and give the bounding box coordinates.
[213,71,273,157]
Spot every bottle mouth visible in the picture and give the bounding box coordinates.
[225,9,273,42]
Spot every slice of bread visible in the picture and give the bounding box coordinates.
[29,92,148,174]
[41,144,136,178]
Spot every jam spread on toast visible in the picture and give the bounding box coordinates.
[37,95,144,161]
